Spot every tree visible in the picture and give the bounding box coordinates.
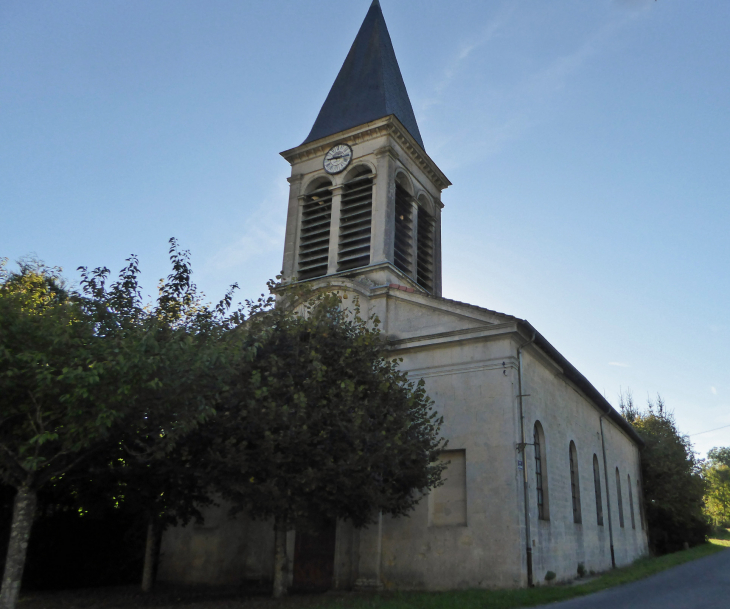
[620,391,710,553]
[76,239,241,591]
[0,241,241,607]
[704,447,730,528]
[0,259,135,609]
[208,290,446,597]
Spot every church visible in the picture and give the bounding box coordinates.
[159,0,649,590]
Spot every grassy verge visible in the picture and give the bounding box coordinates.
[311,532,730,609]
[709,526,730,547]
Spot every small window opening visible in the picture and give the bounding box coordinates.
[337,170,373,272]
[593,454,604,526]
[298,182,333,280]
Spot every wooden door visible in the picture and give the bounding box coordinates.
[292,518,336,592]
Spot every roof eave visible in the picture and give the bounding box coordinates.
[517,320,645,447]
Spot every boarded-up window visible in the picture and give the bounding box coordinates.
[430,450,467,526]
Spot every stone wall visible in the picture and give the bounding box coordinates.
[520,344,648,584]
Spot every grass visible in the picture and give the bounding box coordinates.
[17,531,730,609]
[708,526,730,547]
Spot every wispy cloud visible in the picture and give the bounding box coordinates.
[203,176,288,275]
[420,6,645,165]
[420,4,516,116]
[711,386,718,395]
[609,362,629,367]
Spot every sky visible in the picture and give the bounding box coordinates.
[2,0,728,457]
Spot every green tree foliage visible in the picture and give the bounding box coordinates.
[0,259,134,609]
[208,289,446,597]
[704,447,730,527]
[0,241,241,605]
[620,391,710,554]
[75,239,241,591]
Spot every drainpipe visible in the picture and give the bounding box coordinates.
[599,416,616,568]
[517,332,536,587]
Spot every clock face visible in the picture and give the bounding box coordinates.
[323,144,353,174]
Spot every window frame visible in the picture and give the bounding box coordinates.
[616,467,625,528]
[593,454,604,526]
[533,422,549,521]
[569,441,582,524]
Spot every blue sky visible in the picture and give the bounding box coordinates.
[2,0,728,456]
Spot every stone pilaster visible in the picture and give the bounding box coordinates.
[432,202,443,297]
[282,174,303,281]
[370,146,398,266]
[327,185,344,276]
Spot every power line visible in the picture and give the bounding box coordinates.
[688,423,730,437]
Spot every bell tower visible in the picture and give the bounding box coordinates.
[280,0,450,296]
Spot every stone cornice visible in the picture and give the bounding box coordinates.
[280,116,451,192]
[403,356,519,380]
[387,322,519,351]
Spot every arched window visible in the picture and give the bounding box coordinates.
[628,474,636,529]
[533,422,549,520]
[393,173,414,276]
[616,467,625,528]
[298,178,333,280]
[569,441,582,524]
[593,454,604,526]
[637,479,645,530]
[337,168,373,272]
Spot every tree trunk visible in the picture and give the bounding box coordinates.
[141,518,161,592]
[272,518,288,599]
[0,486,37,609]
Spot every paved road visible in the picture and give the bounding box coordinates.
[534,549,730,609]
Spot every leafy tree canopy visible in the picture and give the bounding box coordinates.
[704,446,730,527]
[207,288,446,596]
[620,390,710,553]
[0,257,136,609]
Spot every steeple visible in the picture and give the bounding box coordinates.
[280,2,450,298]
[302,0,424,149]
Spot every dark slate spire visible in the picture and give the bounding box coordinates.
[302,0,424,149]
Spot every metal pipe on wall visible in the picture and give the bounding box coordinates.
[599,416,616,568]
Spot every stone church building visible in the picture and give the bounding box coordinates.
[159,0,648,590]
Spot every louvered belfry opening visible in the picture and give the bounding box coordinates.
[298,181,333,280]
[337,169,373,272]
[416,205,435,292]
[393,183,414,275]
